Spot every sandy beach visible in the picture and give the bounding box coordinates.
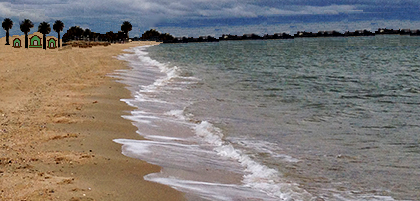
[0,38,185,200]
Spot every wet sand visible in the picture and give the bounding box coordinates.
[0,38,185,200]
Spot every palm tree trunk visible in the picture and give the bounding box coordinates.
[25,33,28,48]
[43,34,46,49]
[5,30,10,45]
[58,31,61,48]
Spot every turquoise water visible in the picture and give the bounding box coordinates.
[116,36,420,200]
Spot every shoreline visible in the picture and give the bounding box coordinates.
[0,40,185,200]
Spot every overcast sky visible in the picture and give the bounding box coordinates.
[1,0,420,38]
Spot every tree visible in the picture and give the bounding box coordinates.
[38,22,51,50]
[72,26,84,40]
[53,20,64,47]
[106,31,116,43]
[159,33,175,41]
[62,26,84,42]
[83,28,92,41]
[117,31,126,42]
[141,29,161,40]
[20,19,33,48]
[2,18,13,45]
[91,32,98,41]
[121,21,132,41]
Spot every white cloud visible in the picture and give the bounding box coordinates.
[188,3,362,18]
[0,2,13,16]
[303,5,362,15]
[17,10,48,22]
[0,2,48,22]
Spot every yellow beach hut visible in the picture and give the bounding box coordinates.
[47,38,57,49]
[29,35,42,48]
[12,38,21,48]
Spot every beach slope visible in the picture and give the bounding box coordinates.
[0,41,184,200]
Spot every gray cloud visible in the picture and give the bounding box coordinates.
[0,0,419,37]
[0,0,369,24]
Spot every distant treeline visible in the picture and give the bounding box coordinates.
[62,21,132,44]
[62,28,174,44]
[138,28,420,44]
[61,27,420,44]
[63,26,128,43]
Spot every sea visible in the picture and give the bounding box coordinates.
[113,35,420,201]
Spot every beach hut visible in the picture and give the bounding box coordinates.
[29,35,42,48]
[12,38,21,48]
[47,38,57,49]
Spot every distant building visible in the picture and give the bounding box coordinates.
[2,32,60,50]
[29,35,42,48]
[12,38,21,48]
[47,38,57,49]
[375,28,399,35]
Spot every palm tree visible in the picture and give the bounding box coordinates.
[38,22,51,50]
[2,18,13,45]
[20,19,34,48]
[121,21,132,41]
[53,20,64,47]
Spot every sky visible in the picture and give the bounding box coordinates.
[1,0,420,38]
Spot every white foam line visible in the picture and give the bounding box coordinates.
[154,177,239,187]
[144,173,279,201]
[113,139,152,154]
[126,114,160,120]
[121,115,154,125]
[132,92,169,104]
[114,138,198,148]
[164,109,186,120]
[144,135,188,141]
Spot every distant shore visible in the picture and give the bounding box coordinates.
[0,40,185,200]
[158,28,420,43]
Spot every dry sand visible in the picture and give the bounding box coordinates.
[0,39,185,200]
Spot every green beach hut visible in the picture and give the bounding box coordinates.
[29,35,42,48]
[47,38,57,49]
[12,38,21,48]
